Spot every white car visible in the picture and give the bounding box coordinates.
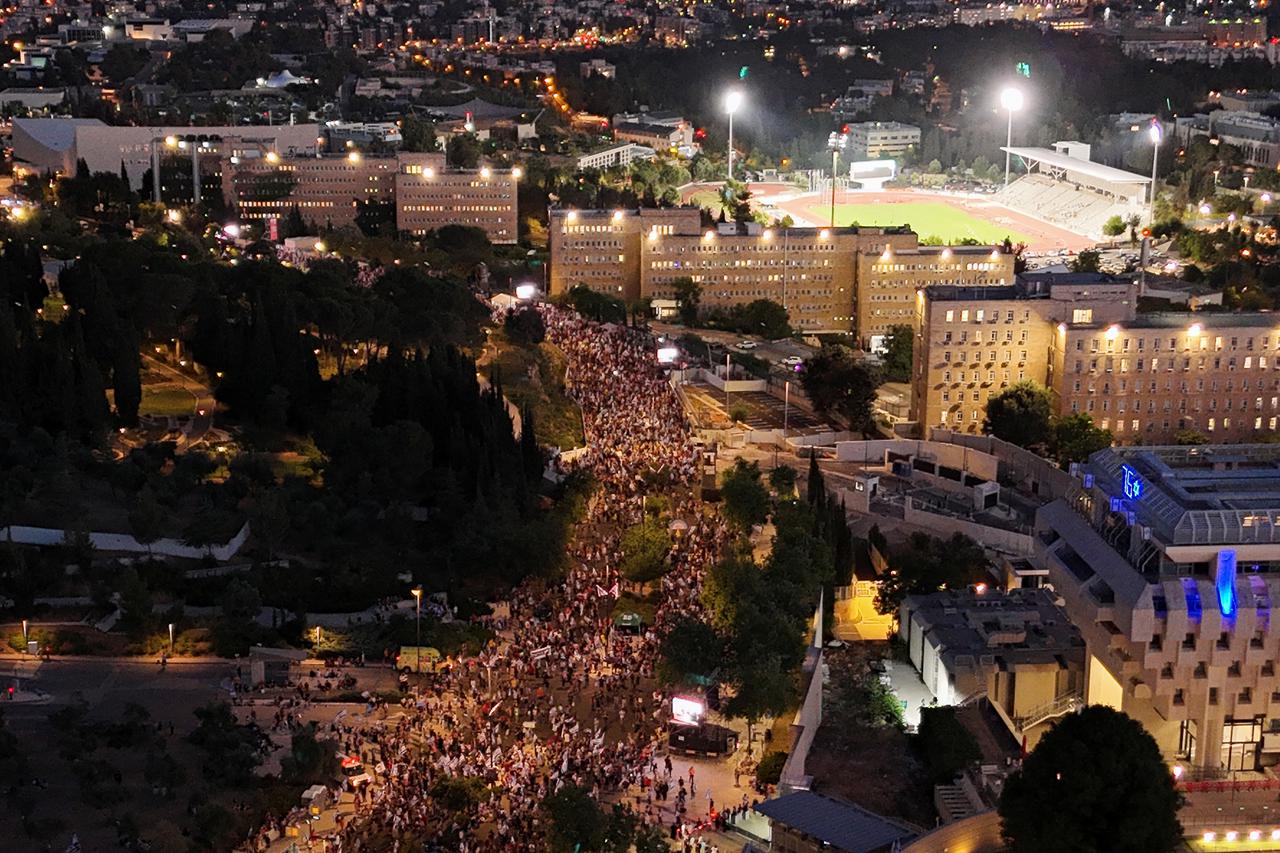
[780,356,804,366]
[735,340,759,350]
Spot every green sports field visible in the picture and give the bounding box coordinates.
[799,200,1031,245]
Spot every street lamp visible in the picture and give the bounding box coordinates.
[1148,120,1163,223]
[1000,87,1024,187]
[827,129,849,228]
[724,89,744,182]
[168,622,175,656]
[21,619,28,654]
[411,586,423,675]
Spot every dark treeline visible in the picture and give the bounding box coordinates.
[0,222,570,624]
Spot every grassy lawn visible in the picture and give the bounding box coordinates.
[483,332,585,451]
[689,189,726,218]
[800,200,1031,245]
[139,384,195,417]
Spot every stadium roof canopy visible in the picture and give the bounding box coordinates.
[1001,147,1150,186]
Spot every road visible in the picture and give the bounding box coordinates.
[142,353,216,449]
[652,321,818,372]
[4,658,232,732]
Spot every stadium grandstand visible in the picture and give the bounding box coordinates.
[996,141,1149,239]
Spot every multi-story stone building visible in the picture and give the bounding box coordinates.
[1035,444,1280,772]
[548,208,1013,336]
[912,273,1280,443]
[223,149,519,243]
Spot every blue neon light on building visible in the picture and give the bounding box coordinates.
[1218,550,1238,619]
[1121,464,1143,500]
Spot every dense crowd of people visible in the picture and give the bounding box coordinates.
[263,305,737,851]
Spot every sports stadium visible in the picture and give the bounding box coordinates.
[685,141,1150,253]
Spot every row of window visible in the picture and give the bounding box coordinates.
[1072,356,1280,374]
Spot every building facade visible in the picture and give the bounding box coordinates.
[912,274,1280,444]
[1035,445,1280,773]
[900,587,1085,748]
[845,121,922,161]
[222,149,518,243]
[858,245,1014,348]
[549,208,1012,336]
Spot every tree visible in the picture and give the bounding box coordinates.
[1102,214,1126,238]
[1127,213,1142,245]
[127,487,167,556]
[880,324,913,382]
[1173,428,1209,445]
[1050,413,1112,468]
[984,381,1052,449]
[504,305,546,346]
[672,276,701,326]
[876,531,990,614]
[916,706,980,783]
[768,464,797,496]
[619,519,671,584]
[799,346,879,433]
[720,459,770,532]
[280,723,337,784]
[999,706,1182,853]
[657,616,725,685]
[1069,249,1102,273]
[400,115,438,152]
[543,785,607,853]
[446,133,482,169]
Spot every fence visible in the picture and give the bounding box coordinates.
[902,499,1034,555]
[928,429,1075,500]
[1,521,251,562]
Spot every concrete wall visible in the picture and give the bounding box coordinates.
[902,499,1033,555]
[779,593,825,793]
[900,810,1003,853]
[1,522,250,562]
[929,428,1075,501]
[832,438,1000,483]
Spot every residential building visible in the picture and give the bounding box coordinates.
[911,272,1280,443]
[1207,17,1266,48]
[1034,444,1280,772]
[575,142,656,171]
[845,122,921,160]
[613,121,693,152]
[579,59,615,79]
[1176,111,1280,169]
[899,587,1085,748]
[549,209,1012,334]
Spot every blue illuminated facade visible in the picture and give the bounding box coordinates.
[1218,550,1238,620]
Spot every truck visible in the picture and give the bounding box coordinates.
[395,646,441,674]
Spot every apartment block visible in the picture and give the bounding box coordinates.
[912,272,1280,443]
[395,160,518,243]
[549,208,1012,335]
[1035,445,1280,772]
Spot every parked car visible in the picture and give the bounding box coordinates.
[735,340,759,350]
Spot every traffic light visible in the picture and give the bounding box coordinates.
[840,124,850,135]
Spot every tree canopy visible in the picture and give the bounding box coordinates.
[999,706,1182,853]
[720,459,770,532]
[984,381,1053,449]
[800,345,879,433]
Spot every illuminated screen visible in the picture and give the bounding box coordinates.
[671,696,705,726]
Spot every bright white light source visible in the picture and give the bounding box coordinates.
[515,283,538,300]
[657,346,680,364]
[671,695,705,726]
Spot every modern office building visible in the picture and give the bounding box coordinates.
[912,273,1280,443]
[394,158,519,243]
[1035,444,1280,773]
[549,208,1013,336]
[899,587,1085,748]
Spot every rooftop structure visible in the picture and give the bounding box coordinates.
[754,791,919,853]
[1034,443,1280,772]
[900,587,1085,745]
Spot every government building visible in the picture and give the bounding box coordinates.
[1036,444,1280,773]
[912,272,1280,444]
[547,207,1013,340]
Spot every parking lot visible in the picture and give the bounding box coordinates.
[682,382,828,433]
